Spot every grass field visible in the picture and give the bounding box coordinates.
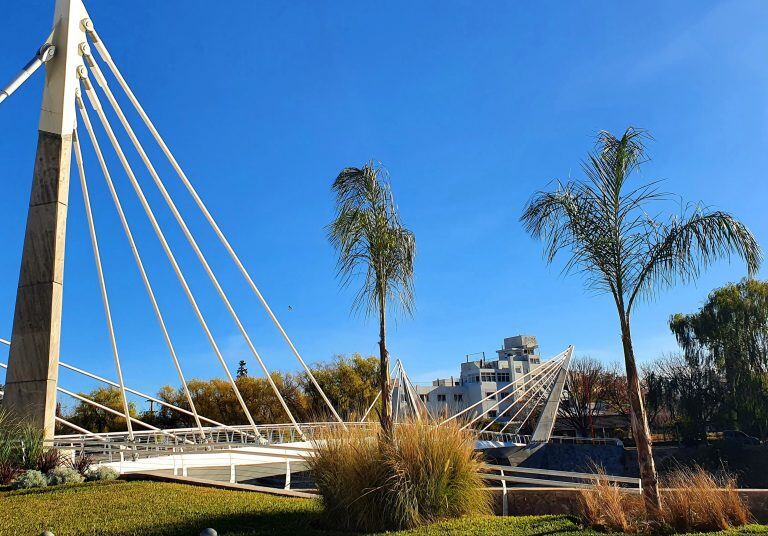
[1,480,767,536]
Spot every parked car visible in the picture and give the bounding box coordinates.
[722,430,761,445]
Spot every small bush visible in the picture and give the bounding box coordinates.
[309,419,490,532]
[661,466,750,532]
[86,466,119,482]
[12,470,48,490]
[69,453,94,476]
[47,466,85,486]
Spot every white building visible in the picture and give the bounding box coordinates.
[410,335,542,420]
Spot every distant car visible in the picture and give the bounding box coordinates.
[722,430,761,445]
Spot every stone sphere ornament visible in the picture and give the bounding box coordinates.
[200,529,218,536]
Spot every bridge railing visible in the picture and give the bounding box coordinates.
[51,421,373,459]
[480,463,641,490]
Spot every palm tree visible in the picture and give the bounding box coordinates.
[328,162,416,436]
[521,127,761,514]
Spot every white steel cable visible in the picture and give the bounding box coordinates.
[462,355,564,430]
[510,380,554,435]
[57,385,186,442]
[498,375,556,434]
[480,360,562,434]
[472,356,563,431]
[360,361,398,422]
[82,51,305,438]
[398,362,423,421]
[0,338,255,440]
[58,358,253,439]
[481,361,561,433]
[85,29,344,426]
[0,361,184,442]
[77,72,262,440]
[498,353,572,435]
[72,125,135,442]
[441,350,566,426]
[75,92,206,441]
[54,416,108,442]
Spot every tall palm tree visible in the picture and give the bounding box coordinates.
[328,162,416,436]
[521,127,761,514]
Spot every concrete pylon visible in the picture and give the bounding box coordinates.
[530,345,573,443]
[3,0,87,439]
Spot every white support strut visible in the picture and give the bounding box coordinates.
[0,44,56,104]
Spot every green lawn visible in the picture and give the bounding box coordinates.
[0,481,766,536]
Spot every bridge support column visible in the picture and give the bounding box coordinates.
[3,0,87,439]
[530,346,573,443]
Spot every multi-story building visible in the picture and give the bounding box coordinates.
[407,335,542,420]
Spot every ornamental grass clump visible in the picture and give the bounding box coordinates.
[580,465,752,533]
[309,419,490,532]
[660,466,750,532]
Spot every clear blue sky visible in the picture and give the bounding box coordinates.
[1,1,766,404]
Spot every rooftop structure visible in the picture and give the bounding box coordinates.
[408,335,542,420]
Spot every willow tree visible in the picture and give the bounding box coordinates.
[521,127,761,514]
[328,163,415,436]
[670,279,768,437]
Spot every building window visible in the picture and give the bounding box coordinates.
[437,394,446,402]
[488,410,497,418]
[485,392,496,400]
[454,394,463,402]
[474,375,480,383]
[497,373,510,382]
[420,394,429,402]
[515,366,522,373]
[481,373,495,382]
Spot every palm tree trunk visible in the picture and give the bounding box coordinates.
[379,293,393,437]
[620,314,662,516]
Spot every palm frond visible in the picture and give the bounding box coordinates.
[627,208,762,312]
[328,163,416,318]
[521,127,762,313]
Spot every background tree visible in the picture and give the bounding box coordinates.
[302,354,380,420]
[521,127,761,513]
[66,387,138,433]
[236,360,248,379]
[559,356,609,437]
[670,279,768,439]
[328,162,416,436]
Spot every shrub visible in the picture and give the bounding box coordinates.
[309,419,490,532]
[86,466,119,482]
[69,453,94,476]
[660,466,750,532]
[12,470,48,490]
[47,466,85,486]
